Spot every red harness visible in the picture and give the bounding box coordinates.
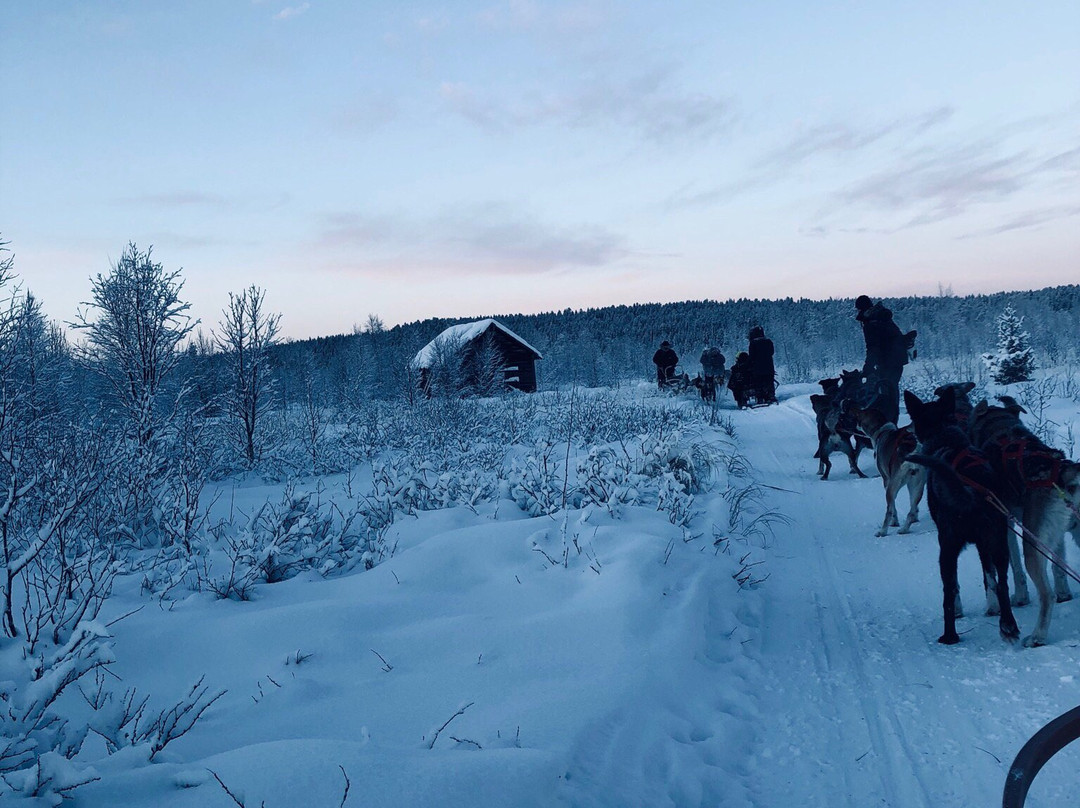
[886,425,918,470]
[947,447,998,499]
[996,437,1063,489]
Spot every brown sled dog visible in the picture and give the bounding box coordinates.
[968,395,1080,646]
[852,406,926,537]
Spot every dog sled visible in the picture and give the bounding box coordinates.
[730,374,777,409]
[741,378,779,408]
[659,365,694,394]
[1004,703,1080,807]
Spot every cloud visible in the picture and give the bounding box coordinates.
[439,67,733,145]
[957,203,1080,239]
[475,0,610,34]
[315,206,628,276]
[759,107,954,170]
[834,144,1029,225]
[332,93,401,134]
[274,3,310,21]
[662,106,955,213]
[826,136,1080,230]
[115,191,229,209]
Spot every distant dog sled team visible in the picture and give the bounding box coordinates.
[802,296,1080,647]
[652,326,777,408]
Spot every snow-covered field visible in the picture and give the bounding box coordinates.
[42,374,1080,807]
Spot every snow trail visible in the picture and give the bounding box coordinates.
[732,393,1080,807]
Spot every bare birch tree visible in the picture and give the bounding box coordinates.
[216,285,281,467]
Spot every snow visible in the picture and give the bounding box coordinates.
[68,376,1080,807]
[410,318,543,369]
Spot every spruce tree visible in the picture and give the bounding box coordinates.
[983,305,1035,384]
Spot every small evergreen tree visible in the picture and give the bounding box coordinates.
[983,305,1035,384]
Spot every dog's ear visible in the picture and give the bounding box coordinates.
[938,385,956,409]
[962,381,975,394]
[933,384,947,397]
[997,394,1027,415]
[903,390,922,415]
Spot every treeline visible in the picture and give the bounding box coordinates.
[268,286,1080,398]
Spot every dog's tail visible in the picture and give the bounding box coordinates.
[906,453,978,507]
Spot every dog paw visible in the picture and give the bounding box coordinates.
[897,526,911,535]
[985,605,1000,617]
[1056,591,1073,604]
[1022,634,1046,648]
[1011,595,1031,608]
[938,633,961,645]
[874,529,887,538]
[1000,622,1020,643]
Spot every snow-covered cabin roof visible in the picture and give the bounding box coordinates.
[411,318,543,369]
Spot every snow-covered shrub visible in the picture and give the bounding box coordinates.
[575,448,641,512]
[159,406,219,553]
[0,622,113,803]
[1017,377,1059,444]
[656,472,695,527]
[82,672,225,761]
[251,489,334,583]
[983,305,1036,384]
[507,443,566,517]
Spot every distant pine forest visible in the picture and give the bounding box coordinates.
[263,285,1080,402]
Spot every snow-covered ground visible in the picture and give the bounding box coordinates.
[68,377,1080,808]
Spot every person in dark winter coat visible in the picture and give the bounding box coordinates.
[747,326,777,403]
[728,351,752,408]
[855,296,910,423]
[653,340,679,388]
[700,344,726,382]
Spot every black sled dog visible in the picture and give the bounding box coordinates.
[904,389,1020,646]
[968,395,1080,646]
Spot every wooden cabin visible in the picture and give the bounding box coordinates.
[411,318,542,394]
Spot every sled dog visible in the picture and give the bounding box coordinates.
[904,389,1020,646]
[852,406,926,537]
[967,396,1080,645]
[811,371,869,481]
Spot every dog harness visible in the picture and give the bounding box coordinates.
[893,426,917,466]
[946,447,998,499]
[995,437,1064,490]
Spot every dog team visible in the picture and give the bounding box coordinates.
[808,297,1080,647]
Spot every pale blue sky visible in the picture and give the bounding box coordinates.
[2,1,1077,338]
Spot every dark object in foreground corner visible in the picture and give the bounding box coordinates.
[1003,704,1080,807]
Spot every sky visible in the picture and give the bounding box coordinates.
[1,1,1078,339]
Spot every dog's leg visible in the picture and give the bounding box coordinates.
[1053,554,1072,603]
[1007,506,1031,607]
[899,466,926,535]
[979,533,1020,643]
[938,537,962,644]
[876,473,900,537]
[839,436,868,479]
[819,440,833,481]
[1020,493,1067,647]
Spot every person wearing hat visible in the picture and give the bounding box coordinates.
[855,296,908,422]
[653,340,679,388]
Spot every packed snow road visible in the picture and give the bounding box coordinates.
[733,389,1080,808]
